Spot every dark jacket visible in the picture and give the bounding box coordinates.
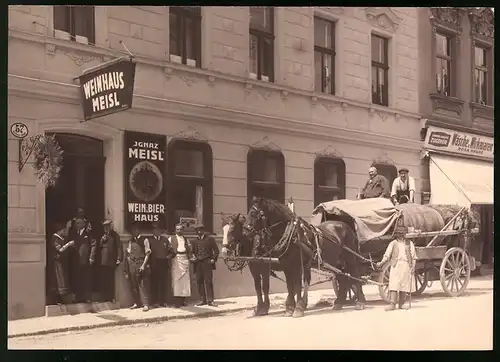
[72,228,92,265]
[90,230,123,266]
[361,174,390,199]
[190,233,219,269]
[149,235,172,260]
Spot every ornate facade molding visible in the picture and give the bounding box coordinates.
[250,136,281,151]
[429,7,464,33]
[373,152,395,165]
[365,7,402,32]
[64,51,96,66]
[429,92,464,116]
[172,126,207,142]
[470,102,494,120]
[315,145,344,159]
[468,7,494,39]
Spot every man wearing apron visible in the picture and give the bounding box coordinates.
[391,168,416,205]
[169,224,192,308]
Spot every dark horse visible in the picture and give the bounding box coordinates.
[240,197,367,317]
[222,213,289,316]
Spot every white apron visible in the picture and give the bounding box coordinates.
[172,254,191,297]
[386,240,417,293]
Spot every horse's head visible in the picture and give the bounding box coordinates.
[223,213,247,252]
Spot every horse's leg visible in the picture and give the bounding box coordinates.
[261,265,271,315]
[350,262,366,310]
[283,267,295,317]
[333,274,348,310]
[292,266,305,318]
[249,263,264,316]
[302,266,312,310]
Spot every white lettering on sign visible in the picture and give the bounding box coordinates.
[128,148,164,161]
[425,125,494,160]
[128,203,165,214]
[83,72,125,100]
[92,92,120,112]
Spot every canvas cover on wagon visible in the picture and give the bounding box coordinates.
[311,198,447,243]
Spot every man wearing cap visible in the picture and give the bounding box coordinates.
[169,224,192,308]
[391,168,416,205]
[376,223,417,311]
[358,166,390,199]
[90,220,123,302]
[124,222,152,312]
[149,222,174,308]
[190,224,219,307]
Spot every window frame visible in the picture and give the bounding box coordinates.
[314,16,336,95]
[372,163,397,188]
[434,32,453,97]
[249,6,275,83]
[472,42,493,106]
[167,139,213,233]
[169,6,202,68]
[247,149,285,210]
[314,156,346,207]
[53,5,95,45]
[371,34,389,107]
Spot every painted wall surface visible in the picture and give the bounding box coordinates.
[8,6,422,319]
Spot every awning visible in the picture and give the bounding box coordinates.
[429,153,493,206]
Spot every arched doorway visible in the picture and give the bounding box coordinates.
[45,133,106,305]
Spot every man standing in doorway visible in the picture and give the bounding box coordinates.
[125,222,152,312]
[169,224,192,308]
[149,222,173,308]
[70,217,92,303]
[391,168,416,205]
[190,224,219,307]
[90,220,123,302]
[358,166,390,200]
[67,207,92,237]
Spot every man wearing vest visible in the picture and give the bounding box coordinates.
[149,222,174,308]
[190,224,219,307]
[391,168,416,205]
[69,217,93,303]
[125,222,152,312]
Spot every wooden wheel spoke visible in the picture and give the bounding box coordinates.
[444,267,454,273]
[445,276,453,290]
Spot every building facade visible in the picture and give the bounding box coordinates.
[8,6,422,319]
[417,7,494,270]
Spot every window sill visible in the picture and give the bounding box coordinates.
[252,181,280,186]
[249,73,271,83]
[429,93,465,115]
[470,102,493,120]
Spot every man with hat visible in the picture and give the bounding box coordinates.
[90,219,123,302]
[376,221,417,311]
[391,168,416,204]
[169,224,193,308]
[149,222,174,308]
[190,223,219,306]
[124,221,152,312]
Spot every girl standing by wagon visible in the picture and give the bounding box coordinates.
[376,224,417,311]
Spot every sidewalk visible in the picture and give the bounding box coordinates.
[8,289,333,339]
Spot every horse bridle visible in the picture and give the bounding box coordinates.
[244,205,284,239]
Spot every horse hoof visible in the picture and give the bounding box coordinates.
[253,307,262,316]
[292,309,304,318]
[332,305,343,311]
[284,310,293,317]
[355,303,365,311]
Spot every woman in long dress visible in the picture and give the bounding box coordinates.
[169,224,192,308]
[49,221,75,304]
[377,224,417,311]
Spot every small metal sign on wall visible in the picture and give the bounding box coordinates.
[124,131,167,231]
[78,58,136,121]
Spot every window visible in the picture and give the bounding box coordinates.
[373,163,397,187]
[314,157,345,206]
[169,6,201,67]
[474,46,489,105]
[371,35,389,106]
[249,7,274,82]
[435,33,452,96]
[167,140,213,233]
[53,6,95,45]
[247,149,284,209]
[314,17,335,94]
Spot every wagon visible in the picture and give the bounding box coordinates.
[311,198,480,303]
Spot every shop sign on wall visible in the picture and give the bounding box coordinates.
[424,126,494,160]
[124,131,167,230]
[79,58,136,121]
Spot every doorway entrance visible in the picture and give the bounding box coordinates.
[45,133,106,304]
[479,204,494,267]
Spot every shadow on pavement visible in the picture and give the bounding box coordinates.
[96,314,130,322]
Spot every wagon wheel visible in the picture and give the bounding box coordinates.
[440,247,471,297]
[378,263,391,303]
[413,270,428,296]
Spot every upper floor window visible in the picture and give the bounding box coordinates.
[435,33,452,96]
[247,149,284,209]
[314,17,335,95]
[371,35,389,106]
[169,6,201,68]
[249,7,274,82]
[474,46,489,105]
[53,6,95,45]
[314,157,345,206]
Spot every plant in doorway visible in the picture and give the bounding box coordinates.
[30,134,64,188]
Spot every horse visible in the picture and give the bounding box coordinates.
[242,197,367,317]
[222,213,287,316]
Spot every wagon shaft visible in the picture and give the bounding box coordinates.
[223,256,280,264]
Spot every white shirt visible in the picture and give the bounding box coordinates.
[169,235,186,252]
[391,176,416,197]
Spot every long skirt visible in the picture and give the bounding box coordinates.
[53,257,70,296]
[388,260,413,293]
[172,254,191,297]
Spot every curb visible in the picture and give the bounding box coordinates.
[8,305,254,339]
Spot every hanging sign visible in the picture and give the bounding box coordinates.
[79,59,136,121]
[124,131,166,230]
[424,125,494,160]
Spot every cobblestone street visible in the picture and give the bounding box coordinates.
[9,277,493,350]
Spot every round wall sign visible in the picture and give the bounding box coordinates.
[10,122,29,139]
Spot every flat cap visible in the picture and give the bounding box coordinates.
[194,223,205,229]
[102,219,112,226]
[398,168,409,174]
